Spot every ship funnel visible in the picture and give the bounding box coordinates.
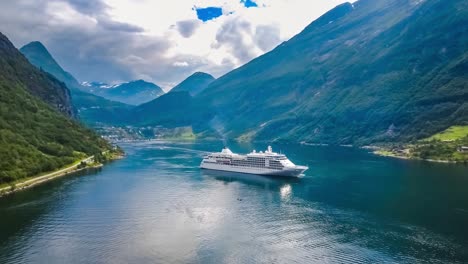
[267,146,272,153]
[221,147,233,154]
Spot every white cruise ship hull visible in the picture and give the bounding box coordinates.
[200,162,307,178]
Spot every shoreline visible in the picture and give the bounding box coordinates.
[95,138,467,165]
[0,154,123,198]
[372,149,460,164]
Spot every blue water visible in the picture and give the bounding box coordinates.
[0,141,467,263]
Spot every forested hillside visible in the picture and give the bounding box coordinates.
[131,91,193,127]
[0,35,74,117]
[0,32,113,183]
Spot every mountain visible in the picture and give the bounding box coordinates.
[122,72,214,130]
[0,35,74,117]
[131,91,193,127]
[86,80,164,105]
[170,72,215,96]
[20,41,132,125]
[189,0,467,144]
[19,41,82,91]
[70,89,132,125]
[81,81,118,92]
[0,32,113,183]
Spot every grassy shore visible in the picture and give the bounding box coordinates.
[373,125,468,163]
[425,126,468,141]
[160,127,197,140]
[0,151,124,198]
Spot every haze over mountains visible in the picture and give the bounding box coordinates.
[83,80,164,106]
[10,0,468,146]
[19,41,133,125]
[18,40,218,128]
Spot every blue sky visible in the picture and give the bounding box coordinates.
[195,7,224,22]
[0,0,351,89]
[196,0,258,22]
[241,0,259,8]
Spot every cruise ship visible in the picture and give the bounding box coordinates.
[200,146,308,177]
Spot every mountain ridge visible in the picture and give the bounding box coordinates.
[190,0,468,144]
[170,72,215,96]
[87,79,164,105]
[131,91,193,127]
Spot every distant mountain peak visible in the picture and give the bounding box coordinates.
[20,41,59,67]
[22,41,47,51]
[129,79,147,84]
[83,79,164,105]
[192,72,213,77]
[20,41,81,90]
[170,72,215,95]
[116,79,162,90]
[82,81,116,89]
[301,2,354,32]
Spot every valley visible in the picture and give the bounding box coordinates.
[2,0,467,181]
[1,0,467,262]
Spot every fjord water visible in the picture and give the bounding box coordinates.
[1,142,467,263]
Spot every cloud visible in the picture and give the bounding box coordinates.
[63,0,109,15]
[98,18,144,32]
[254,24,280,52]
[213,18,259,64]
[0,0,353,89]
[173,61,189,67]
[176,19,201,38]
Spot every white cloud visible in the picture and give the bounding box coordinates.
[0,0,353,89]
[105,0,354,79]
[173,61,189,67]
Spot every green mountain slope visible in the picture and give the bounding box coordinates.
[125,72,215,129]
[71,89,132,125]
[0,32,113,183]
[1,36,74,117]
[170,72,215,96]
[20,41,132,125]
[131,91,193,127]
[193,0,468,144]
[90,80,164,106]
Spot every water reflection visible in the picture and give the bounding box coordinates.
[280,184,292,201]
[201,169,299,192]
